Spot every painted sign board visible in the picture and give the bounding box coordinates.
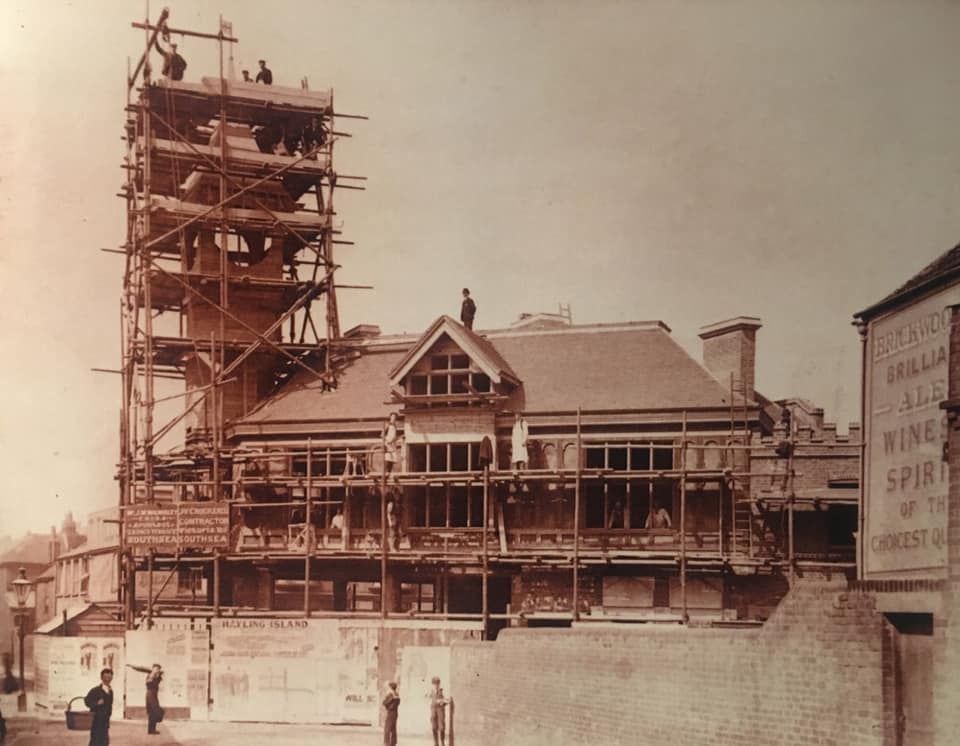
[124,504,229,553]
[863,284,958,577]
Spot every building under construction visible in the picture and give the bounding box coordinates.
[110,9,861,725]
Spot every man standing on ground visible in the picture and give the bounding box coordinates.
[430,676,449,746]
[383,681,400,746]
[127,662,164,734]
[460,288,476,329]
[84,667,114,746]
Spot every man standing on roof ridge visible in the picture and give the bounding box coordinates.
[460,288,476,330]
[256,59,273,85]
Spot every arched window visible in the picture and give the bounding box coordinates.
[702,440,723,470]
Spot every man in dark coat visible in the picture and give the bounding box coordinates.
[460,288,476,330]
[382,681,400,746]
[256,59,273,85]
[84,668,114,746]
[154,37,187,81]
[128,663,164,734]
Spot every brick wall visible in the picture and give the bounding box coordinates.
[450,576,895,746]
[448,640,496,737]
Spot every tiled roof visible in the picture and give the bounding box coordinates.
[494,325,731,412]
[387,316,519,385]
[458,320,520,384]
[856,240,960,320]
[0,533,52,566]
[238,321,732,427]
[242,346,404,423]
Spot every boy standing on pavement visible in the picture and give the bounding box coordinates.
[430,676,449,746]
[382,681,400,746]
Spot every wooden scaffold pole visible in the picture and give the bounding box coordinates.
[482,463,489,639]
[305,437,313,617]
[381,429,389,620]
[573,407,582,623]
[680,410,688,624]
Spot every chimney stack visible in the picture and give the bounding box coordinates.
[698,316,762,403]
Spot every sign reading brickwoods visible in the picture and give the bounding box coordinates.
[863,286,958,577]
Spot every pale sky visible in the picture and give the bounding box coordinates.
[1,0,959,539]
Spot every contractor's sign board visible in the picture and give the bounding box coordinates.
[863,285,959,577]
[124,503,230,553]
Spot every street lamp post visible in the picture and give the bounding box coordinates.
[11,567,33,712]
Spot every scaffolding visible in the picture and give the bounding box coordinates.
[117,10,366,626]
[122,413,858,632]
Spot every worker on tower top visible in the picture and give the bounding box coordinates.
[155,33,187,82]
[256,59,273,85]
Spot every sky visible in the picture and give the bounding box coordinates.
[1,0,959,539]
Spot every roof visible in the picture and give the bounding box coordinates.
[494,324,731,412]
[388,316,520,386]
[0,533,51,566]
[242,345,404,424]
[856,240,960,321]
[57,541,119,561]
[34,603,121,635]
[239,319,734,427]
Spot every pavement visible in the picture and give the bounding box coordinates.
[2,716,442,745]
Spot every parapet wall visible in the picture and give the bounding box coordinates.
[450,576,895,746]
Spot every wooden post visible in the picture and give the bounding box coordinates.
[680,411,688,624]
[305,438,313,617]
[142,80,154,505]
[727,373,734,554]
[381,430,388,619]
[147,550,154,629]
[787,410,796,584]
[213,553,221,617]
[573,407,582,622]
[449,697,456,746]
[211,332,219,499]
[482,465,489,639]
[856,322,867,581]
[126,552,137,629]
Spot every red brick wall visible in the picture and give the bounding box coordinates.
[701,326,756,402]
[450,576,895,746]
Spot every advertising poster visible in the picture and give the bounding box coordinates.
[125,624,207,718]
[210,618,380,724]
[33,636,124,712]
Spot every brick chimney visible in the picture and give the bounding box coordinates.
[698,317,762,403]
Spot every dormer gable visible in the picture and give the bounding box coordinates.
[388,316,520,407]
